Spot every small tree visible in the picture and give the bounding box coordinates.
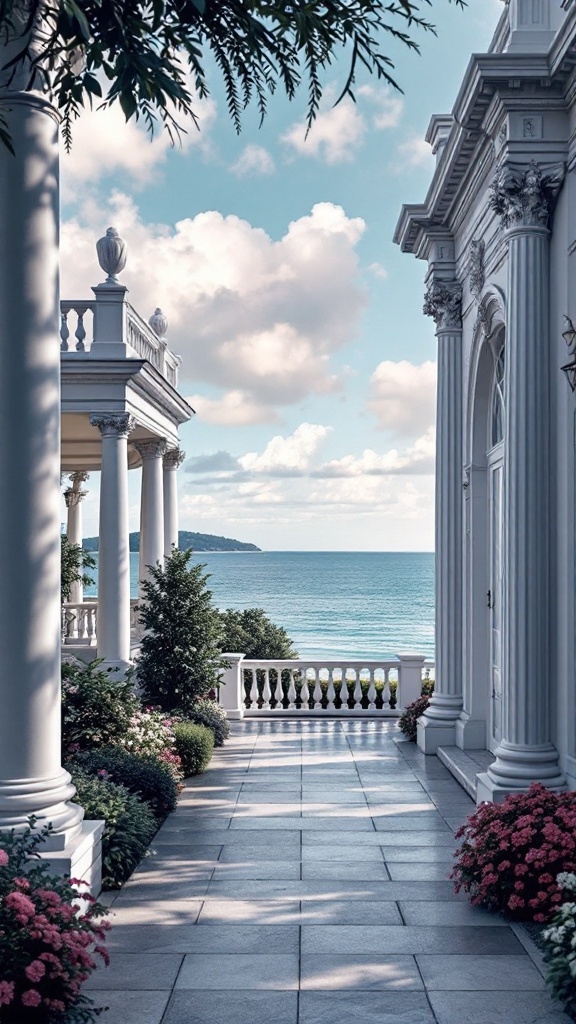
[60,534,96,603]
[137,548,226,713]
[219,607,298,659]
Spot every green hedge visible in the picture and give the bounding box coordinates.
[173,722,214,777]
[70,745,179,819]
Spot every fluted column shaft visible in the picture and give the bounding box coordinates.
[91,414,134,669]
[477,160,565,801]
[64,472,89,602]
[135,440,167,588]
[0,62,83,839]
[163,448,185,559]
[418,280,463,753]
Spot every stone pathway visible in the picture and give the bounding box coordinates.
[89,721,569,1024]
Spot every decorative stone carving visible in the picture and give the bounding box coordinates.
[163,447,186,468]
[489,161,564,229]
[149,308,168,338]
[423,280,462,330]
[69,470,90,487]
[468,240,485,301]
[63,488,87,508]
[90,413,136,438]
[96,227,127,283]
[133,439,168,460]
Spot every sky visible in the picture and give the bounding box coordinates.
[60,0,503,552]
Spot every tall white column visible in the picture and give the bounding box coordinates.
[0,35,83,841]
[163,447,185,559]
[477,161,566,803]
[90,414,135,671]
[134,439,167,588]
[418,279,464,753]
[63,471,89,602]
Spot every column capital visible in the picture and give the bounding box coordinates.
[489,160,565,230]
[63,488,87,508]
[423,279,462,331]
[69,470,90,488]
[134,438,168,461]
[90,412,136,438]
[163,447,186,469]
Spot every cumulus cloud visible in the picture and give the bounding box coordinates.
[314,429,435,477]
[368,262,388,280]
[60,197,367,418]
[394,136,434,171]
[239,423,331,476]
[229,144,275,176]
[281,85,404,164]
[368,360,437,438]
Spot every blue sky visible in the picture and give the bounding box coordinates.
[60,0,502,551]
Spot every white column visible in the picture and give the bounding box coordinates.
[90,413,135,671]
[163,447,185,559]
[477,161,566,802]
[63,471,89,602]
[134,439,167,587]
[0,35,84,842]
[219,654,246,720]
[417,279,464,753]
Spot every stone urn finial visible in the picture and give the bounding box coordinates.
[149,307,168,338]
[96,227,127,283]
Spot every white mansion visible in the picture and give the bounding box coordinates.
[395,0,576,802]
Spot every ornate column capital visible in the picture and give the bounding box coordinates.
[63,488,87,508]
[133,438,168,461]
[69,470,90,488]
[423,280,462,331]
[90,413,136,438]
[489,161,565,230]
[163,447,186,469]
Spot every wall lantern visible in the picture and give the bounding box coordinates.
[561,316,576,392]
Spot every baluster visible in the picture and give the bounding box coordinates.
[75,308,87,351]
[353,671,363,710]
[382,669,391,709]
[274,669,283,709]
[88,606,97,642]
[249,670,259,710]
[367,669,377,710]
[262,668,272,710]
[339,671,348,710]
[300,670,310,710]
[326,669,336,710]
[287,669,297,709]
[60,311,70,351]
[313,670,322,711]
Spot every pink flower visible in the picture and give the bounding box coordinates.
[5,890,35,919]
[25,960,46,983]
[0,981,15,1006]
[21,989,42,1007]
[0,849,8,867]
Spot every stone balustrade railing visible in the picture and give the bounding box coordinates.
[61,602,98,646]
[218,654,433,720]
[60,301,96,352]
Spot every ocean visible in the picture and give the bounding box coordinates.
[84,551,435,661]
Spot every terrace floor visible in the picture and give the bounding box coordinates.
[91,720,569,1024]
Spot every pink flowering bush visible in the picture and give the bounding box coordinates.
[117,710,183,783]
[398,694,431,742]
[451,784,576,921]
[0,821,110,1023]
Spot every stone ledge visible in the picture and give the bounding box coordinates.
[436,746,494,800]
[40,819,105,897]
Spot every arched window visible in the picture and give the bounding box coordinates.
[490,346,505,448]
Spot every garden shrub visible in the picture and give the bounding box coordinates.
[451,783,576,921]
[398,694,431,742]
[70,746,179,820]
[543,872,576,1018]
[0,820,109,1023]
[61,660,139,757]
[136,549,226,713]
[173,723,214,777]
[70,769,157,890]
[116,709,183,783]
[185,698,230,747]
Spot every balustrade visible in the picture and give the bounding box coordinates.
[61,602,98,645]
[60,302,95,352]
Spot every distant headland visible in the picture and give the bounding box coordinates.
[82,531,261,553]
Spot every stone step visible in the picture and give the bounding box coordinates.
[436,746,494,800]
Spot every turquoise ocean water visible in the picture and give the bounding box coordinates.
[85,551,434,660]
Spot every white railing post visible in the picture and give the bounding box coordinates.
[218,653,245,720]
[396,653,427,710]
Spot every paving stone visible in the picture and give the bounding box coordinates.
[301,925,523,955]
[175,954,299,990]
[428,991,571,1024]
[302,844,385,862]
[398,902,507,927]
[300,955,423,990]
[416,954,546,990]
[303,830,458,847]
[106,924,300,954]
[301,862,390,881]
[299,991,436,1023]
[94,990,170,1024]
[84,953,183,990]
[198,900,301,924]
[163,991,299,1024]
[381,847,455,863]
[211,861,301,879]
[205,878,462,901]
[298,901,402,925]
[387,863,453,880]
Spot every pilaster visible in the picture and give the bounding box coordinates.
[163,447,185,559]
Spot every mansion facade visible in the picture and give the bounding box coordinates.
[395,0,576,801]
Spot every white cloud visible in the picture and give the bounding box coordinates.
[368,360,437,438]
[317,429,435,477]
[356,85,404,129]
[60,197,367,417]
[186,390,279,426]
[61,98,216,191]
[229,144,275,177]
[368,262,388,280]
[239,424,331,475]
[394,136,434,171]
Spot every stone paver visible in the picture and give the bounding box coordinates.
[94,721,570,1024]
